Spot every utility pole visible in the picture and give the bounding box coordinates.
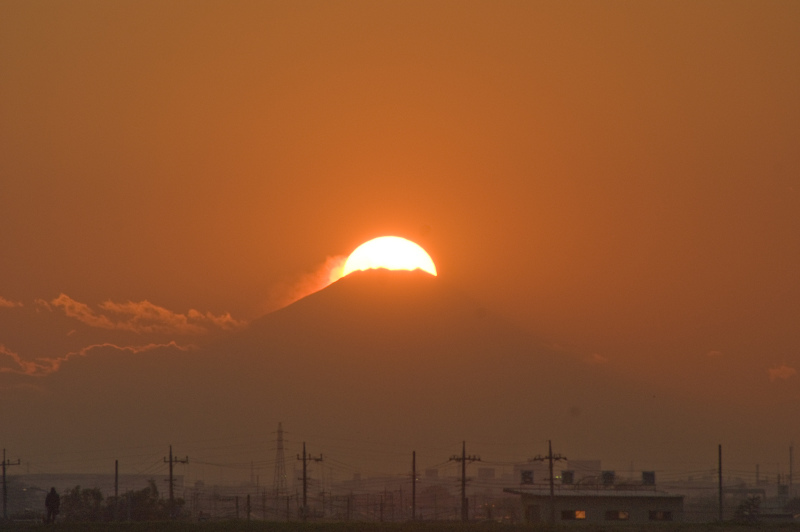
[114,459,119,521]
[718,444,723,522]
[532,440,566,524]
[2,449,20,520]
[449,441,480,522]
[296,442,322,520]
[411,451,416,521]
[2,449,21,520]
[163,445,188,518]
[790,443,794,496]
[1,450,19,521]
[274,423,287,498]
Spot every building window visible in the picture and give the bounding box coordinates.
[649,510,673,521]
[605,510,630,520]
[561,510,587,520]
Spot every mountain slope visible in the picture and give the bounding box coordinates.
[1,269,724,474]
[198,269,675,458]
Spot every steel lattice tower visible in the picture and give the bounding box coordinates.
[273,422,288,497]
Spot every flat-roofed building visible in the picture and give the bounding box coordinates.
[505,487,684,524]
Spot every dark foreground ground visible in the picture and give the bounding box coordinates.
[3,522,800,532]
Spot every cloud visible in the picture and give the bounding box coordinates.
[49,294,246,335]
[1,342,192,377]
[262,255,347,314]
[50,294,116,329]
[186,309,243,330]
[768,364,797,382]
[0,296,23,308]
[707,350,723,358]
[0,345,43,375]
[34,299,52,311]
[97,299,206,334]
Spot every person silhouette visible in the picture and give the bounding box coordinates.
[45,487,60,523]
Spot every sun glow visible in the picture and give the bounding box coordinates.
[342,236,437,277]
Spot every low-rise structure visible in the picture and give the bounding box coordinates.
[504,487,684,524]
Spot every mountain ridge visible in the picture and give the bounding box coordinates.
[0,268,724,474]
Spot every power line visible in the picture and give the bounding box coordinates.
[531,439,566,524]
[449,441,480,522]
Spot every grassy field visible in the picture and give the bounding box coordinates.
[2,522,800,532]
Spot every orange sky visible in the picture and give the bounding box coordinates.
[2,1,800,477]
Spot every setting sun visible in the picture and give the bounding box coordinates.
[342,236,437,277]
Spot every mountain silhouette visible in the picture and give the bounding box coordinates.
[1,269,717,474]
[194,269,673,461]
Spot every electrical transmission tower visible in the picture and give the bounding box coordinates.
[531,440,566,523]
[273,422,288,497]
[450,441,480,522]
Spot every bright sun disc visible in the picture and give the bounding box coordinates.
[343,236,437,277]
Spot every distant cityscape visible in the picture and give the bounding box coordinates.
[4,432,798,524]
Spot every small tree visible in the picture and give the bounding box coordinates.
[61,485,105,522]
[115,479,185,521]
